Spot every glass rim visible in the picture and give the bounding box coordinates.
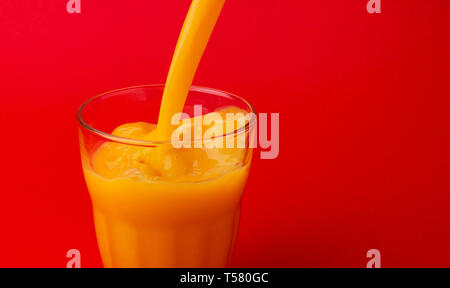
[77,84,256,146]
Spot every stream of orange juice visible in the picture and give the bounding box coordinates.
[81,0,254,267]
[156,0,226,140]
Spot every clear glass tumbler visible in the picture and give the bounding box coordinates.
[77,85,255,267]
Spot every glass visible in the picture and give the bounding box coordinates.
[77,85,255,267]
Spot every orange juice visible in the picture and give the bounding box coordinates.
[82,107,252,267]
[79,0,254,267]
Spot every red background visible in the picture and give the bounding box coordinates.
[1,0,449,267]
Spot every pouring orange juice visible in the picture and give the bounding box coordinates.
[78,0,255,268]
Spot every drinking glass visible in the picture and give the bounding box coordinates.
[77,85,255,267]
